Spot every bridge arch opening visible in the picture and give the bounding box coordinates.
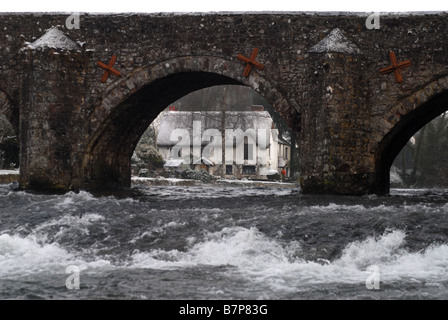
[133,84,296,182]
[83,58,297,190]
[390,111,448,188]
[375,87,448,194]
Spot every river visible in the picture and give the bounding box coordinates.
[1,182,448,300]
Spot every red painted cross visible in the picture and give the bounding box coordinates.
[379,51,411,83]
[237,48,265,77]
[97,55,121,83]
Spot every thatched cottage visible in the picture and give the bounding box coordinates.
[157,107,290,179]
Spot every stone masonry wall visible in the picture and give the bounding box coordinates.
[0,12,447,193]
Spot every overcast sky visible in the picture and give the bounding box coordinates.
[2,0,448,13]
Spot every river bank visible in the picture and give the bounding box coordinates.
[0,170,299,189]
[131,176,299,188]
[0,169,19,183]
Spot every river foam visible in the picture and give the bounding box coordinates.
[1,186,448,299]
[127,226,448,292]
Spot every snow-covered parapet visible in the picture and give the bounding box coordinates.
[23,27,81,51]
[308,28,362,55]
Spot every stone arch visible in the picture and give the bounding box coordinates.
[374,76,448,194]
[82,55,295,189]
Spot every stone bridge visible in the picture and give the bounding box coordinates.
[1,12,448,195]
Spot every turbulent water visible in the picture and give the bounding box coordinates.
[1,182,448,300]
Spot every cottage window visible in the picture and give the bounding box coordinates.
[242,165,256,175]
[244,137,253,161]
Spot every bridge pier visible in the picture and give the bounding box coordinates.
[298,53,377,195]
[19,38,92,191]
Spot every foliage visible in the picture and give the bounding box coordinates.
[132,142,165,177]
[176,168,217,183]
[0,114,18,169]
[138,125,158,148]
[392,112,448,187]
